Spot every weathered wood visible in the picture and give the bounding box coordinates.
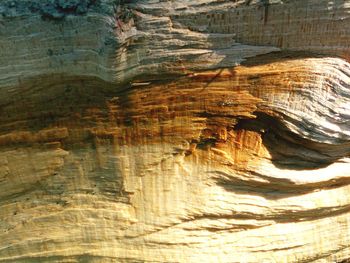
[0,0,350,262]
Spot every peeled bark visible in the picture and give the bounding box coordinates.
[0,0,350,262]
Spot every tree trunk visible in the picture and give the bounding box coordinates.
[0,0,350,262]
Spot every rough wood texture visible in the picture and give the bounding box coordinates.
[0,0,350,262]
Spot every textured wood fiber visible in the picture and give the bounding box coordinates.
[0,1,350,262]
